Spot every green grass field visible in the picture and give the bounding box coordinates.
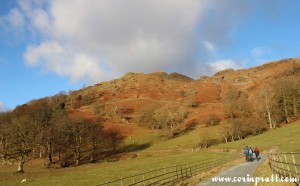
[0,151,236,186]
[211,121,300,186]
[0,121,299,185]
[211,121,300,153]
[123,124,224,152]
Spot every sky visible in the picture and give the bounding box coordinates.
[1,0,300,111]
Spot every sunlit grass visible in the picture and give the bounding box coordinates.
[0,151,234,186]
[211,121,300,153]
[1,121,299,185]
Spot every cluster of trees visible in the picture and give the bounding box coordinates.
[139,103,189,137]
[255,76,300,129]
[0,95,125,173]
[221,76,300,143]
[268,77,300,125]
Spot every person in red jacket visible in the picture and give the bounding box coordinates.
[254,147,260,161]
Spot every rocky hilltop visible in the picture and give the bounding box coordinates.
[64,58,300,130]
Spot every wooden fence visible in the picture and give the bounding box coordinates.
[268,150,300,185]
[98,153,241,186]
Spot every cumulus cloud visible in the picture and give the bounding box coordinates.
[0,7,24,34]
[206,59,243,75]
[251,47,272,63]
[1,0,257,83]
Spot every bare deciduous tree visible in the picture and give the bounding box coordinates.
[87,117,104,162]
[274,77,300,123]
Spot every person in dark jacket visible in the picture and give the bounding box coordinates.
[254,147,260,161]
[244,146,249,162]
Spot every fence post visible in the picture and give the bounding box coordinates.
[120,178,123,186]
[268,153,275,174]
[164,167,167,184]
[291,152,299,182]
[151,173,154,184]
[272,153,279,175]
[279,154,286,177]
[98,154,242,186]
[276,153,283,176]
[170,167,172,183]
[181,166,183,179]
[283,153,292,178]
[275,153,282,176]
[168,168,173,182]
[185,165,188,178]
[176,167,178,181]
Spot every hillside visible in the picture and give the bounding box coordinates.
[1,57,300,185]
[64,58,300,130]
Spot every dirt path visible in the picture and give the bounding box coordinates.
[198,156,265,186]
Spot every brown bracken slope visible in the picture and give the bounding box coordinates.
[64,58,300,132]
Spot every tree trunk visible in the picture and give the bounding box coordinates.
[90,148,95,162]
[58,147,61,160]
[17,158,25,173]
[283,96,289,123]
[238,135,242,140]
[90,154,94,162]
[293,95,298,116]
[272,121,277,129]
[223,137,228,143]
[230,135,235,142]
[74,146,80,165]
[47,139,52,166]
[90,142,96,162]
[39,145,43,158]
[0,139,7,163]
[267,110,273,129]
[170,124,174,137]
[75,152,80,165]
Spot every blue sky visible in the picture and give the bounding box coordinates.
[0,0,300,111]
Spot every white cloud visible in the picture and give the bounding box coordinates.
[0,8,24,32]
[251,47,272,63]
[19,0,210,82]
[207,59,242,74]
[2,0,255,82]
[0,102,9,112]
[24,41,111,82]
[203,41,216,53]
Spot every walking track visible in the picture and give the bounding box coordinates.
[198,156,265,186]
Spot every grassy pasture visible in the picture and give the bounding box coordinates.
[211,121,300,153]
[0,121,299,185]
[0,151,235,186]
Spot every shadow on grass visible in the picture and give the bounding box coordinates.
[50,143,152,168]
[124,143,152,152]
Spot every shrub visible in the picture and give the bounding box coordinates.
[184,119,198,131]
[189,102,199,108]
[205,114,221,127]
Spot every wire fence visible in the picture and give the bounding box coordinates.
[98,153,241,186]
[268,150,300,185]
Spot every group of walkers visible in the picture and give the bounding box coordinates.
[243,146,260,162]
